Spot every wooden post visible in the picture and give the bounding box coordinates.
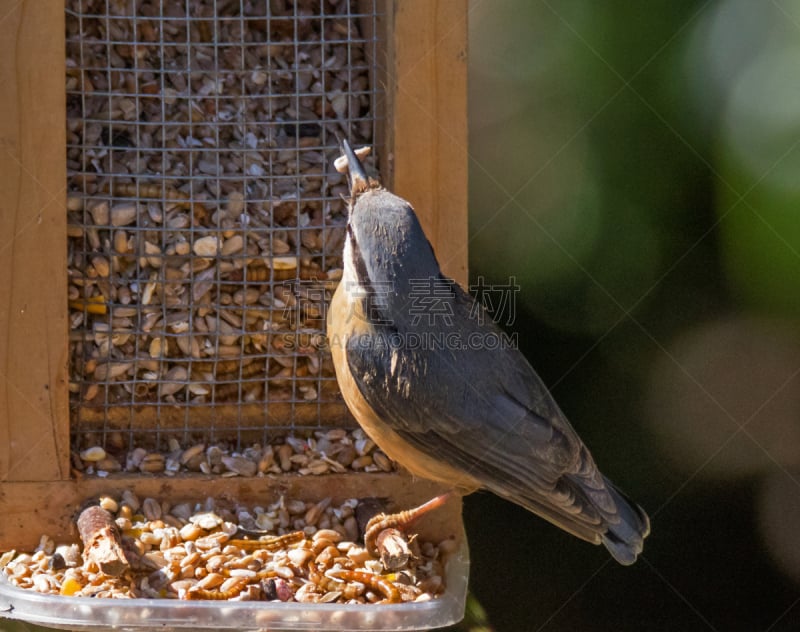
[0,1,70,482]
[385,0,469,287]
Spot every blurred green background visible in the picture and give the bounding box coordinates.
[6,0,800,630]
[464,0,800,630]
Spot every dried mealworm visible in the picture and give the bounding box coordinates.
[228,530,305,552]
[327,569,400,603]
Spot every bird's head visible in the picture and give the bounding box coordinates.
[336,141,443,321]
[339,139,382,202]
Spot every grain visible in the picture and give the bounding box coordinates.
[2,491,449,604]
[65,0,378,434]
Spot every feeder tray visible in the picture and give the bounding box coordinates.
[0,0,467,629]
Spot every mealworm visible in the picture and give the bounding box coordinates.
[327,569,400,603]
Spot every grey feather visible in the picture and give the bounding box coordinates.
[344,188,649,564]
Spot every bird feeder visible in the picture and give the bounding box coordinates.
[0,0,468,629]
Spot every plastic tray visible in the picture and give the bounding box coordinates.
[0,539,468,631]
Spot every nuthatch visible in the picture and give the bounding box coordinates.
[327,141,650,564]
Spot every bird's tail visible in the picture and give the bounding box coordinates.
[601,478,650,565]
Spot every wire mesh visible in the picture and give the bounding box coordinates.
[65,0,382,452]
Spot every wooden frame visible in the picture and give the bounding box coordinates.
[0,0,467,550]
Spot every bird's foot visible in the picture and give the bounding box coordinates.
[364,492,453,570]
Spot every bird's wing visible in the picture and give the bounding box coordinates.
[345,280,625,545]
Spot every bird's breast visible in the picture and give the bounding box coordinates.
[327,282,480,492]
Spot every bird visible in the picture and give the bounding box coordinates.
[327,140,650,565]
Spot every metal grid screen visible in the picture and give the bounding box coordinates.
[65,0,381,451]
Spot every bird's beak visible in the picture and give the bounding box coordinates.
[340,139,370,197]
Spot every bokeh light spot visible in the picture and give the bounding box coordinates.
[646,316,800,478]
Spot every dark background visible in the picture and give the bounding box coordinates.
[463,0,800,630]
